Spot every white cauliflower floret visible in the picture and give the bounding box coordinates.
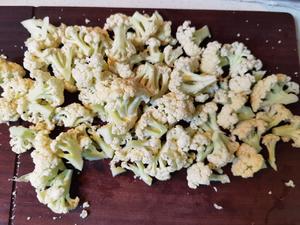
[54,103,94,127]
[251,74,299,112]
[231,143,265,178]
[1,77,33,101]
[213,89,228,105]
[0,98,19,123]
[217,105,239,130]
[220,42,262,77]
[229,73,255,94]
[187,162,230,188]
[144,37,163,64]
[163,45,183,67]
[104,13,136,62]
[176,21,210,57]
[9,126,36,154]
[200,41,226,76]
[153,92,195,125]
[190,131,213,162]
[0,57,26,84]
[135,107,168,140]
[174,56,200,72]
[23,51,48,72]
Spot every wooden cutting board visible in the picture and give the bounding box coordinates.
[0,6,299,225]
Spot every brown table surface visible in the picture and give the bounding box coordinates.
[0,6,299,225]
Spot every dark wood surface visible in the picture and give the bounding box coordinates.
[0,7,300,225]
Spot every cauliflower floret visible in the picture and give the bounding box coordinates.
[72,53,108,90]
[213,89,229,105]
[229,73,256,94]
[217,105,239,130]
[9,126,36,154]
[220,42,262,77]
[135,107,168,140]
[169,68,216,97]
[200,41,227,76]
[251,74,299,112]
[231,143,265,178]
[233,119,268,151]
[0,98,19,123]
[23,50,48,72]
[163,45,183,67]
[190,131,213,162]
[153,92,195,125]
[146,126,195,181]
[187,162,230,188]
[27,70,65,107]
[111,139,161,185]
[176,21,210,57]
[0,57,26,84]
[144,37,163,64]
[130,11,163,45]
[256,104,293,130]
[37,169,79,214]
[1,77,33,101]
[135,63,170,98]
[262,134,280,171]
[54,103,94,127]
[104,13,136,62]
[174,56,200,72]
[272,116,300,148]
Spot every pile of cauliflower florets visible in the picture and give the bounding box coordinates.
[1,11,299,214]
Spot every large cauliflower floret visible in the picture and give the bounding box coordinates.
[135,107,168,140]
[104,13,136,62]
[220,42,262,77]
[54,103,94,127]
[233,118,268,151]
[200,41,227,76]
[231,143,265,178]
[176,21,211,57]
[153,92,195,125]
[1,77,33,101]
[135,62,170,98]
[21,17,62,50]
[130,11,163,45]
[72,53,108,90]
[111,138,161,185]
[187,162,230,189]
[9,126,36,154]
[262,134,280,171]
[0,57,26,84]
[256,104,293,131]
[146,126,195,181]
[272,115,300,148]
[251,74,299,112]
[0,98,19,123]
[168,68,217,97]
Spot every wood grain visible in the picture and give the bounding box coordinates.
[0,7,33,225]
[1,7,300,225]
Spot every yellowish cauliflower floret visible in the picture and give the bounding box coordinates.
[231,143,265,178]
[262,134,280,171]
[0,98,19,123]
[0,57,26,84]
[1,77,33,101]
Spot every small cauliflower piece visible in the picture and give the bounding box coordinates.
[272,116,300,148]
[217,105,239,130]
[163,45,183,67]
[190,131,213,162]
[174,56,200,72]
[262,134,280,171]
[37,169,79,214]
[104,13,136,62]
[251,74,299,112]
[228,73,256,94]
[135,107,168,140]
[187,162,230,188]
[231,143,265,178]
[0,57,26,84]
[153,92,195,125]
[169,68,217,96]
[23,50,48,72]
[0,98,19,123]
[233,119,268,151]
[176,21,210,57]
[54,103,94,127]
[220,42,262,77]
[9,126,36,154]
[1,77,33,101]
[200,41,227,76]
